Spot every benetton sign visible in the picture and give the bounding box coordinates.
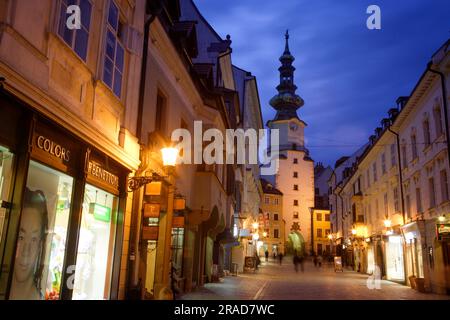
[87,161,119,189]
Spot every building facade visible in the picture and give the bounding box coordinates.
[0,0,144,300]
[330,40,450,294]
[260,179,285,257]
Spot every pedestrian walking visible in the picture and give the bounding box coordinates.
[273,252,277,260]
[293,254,299,273]
[299,255,305,273]
[317,254,323,268]
[265,250,269,262]
[313,254,318,267]
[278,252,283,265]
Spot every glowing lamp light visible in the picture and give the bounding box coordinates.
[328,234,333,240]
[383,219,392,228]
[342,245,346,249]
[252,222,259,230]
[351,229,357,235]
[263,231,268,237]
[161,147,178,167]
[252,233,260,241]
[365,238,371,243]
[438,216,446,222]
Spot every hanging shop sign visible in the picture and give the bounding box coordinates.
[142,226,159,240]
[144,203,160,218]
[437,223,450,240]
[172,216,185,228]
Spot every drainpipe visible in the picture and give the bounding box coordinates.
[427,62,450,169]
[387,127,406,225]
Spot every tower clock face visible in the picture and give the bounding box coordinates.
[289,122,298,131]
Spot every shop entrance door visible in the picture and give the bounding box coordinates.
[386,236,405,282]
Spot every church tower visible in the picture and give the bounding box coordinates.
[267,31,314,255]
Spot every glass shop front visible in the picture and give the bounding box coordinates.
[0,91,128,300]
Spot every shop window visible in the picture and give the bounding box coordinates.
[9,161,73,300]
[58,0,92,61]
[73,184,118,300]
[103,0,125,97]
[0,146,14,246]
[171,227,184,273]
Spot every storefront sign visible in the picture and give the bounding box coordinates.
[89,203,111,222]
[87,161,119,189]
[36,135,70,162]
[142,226,159,240]
[437,223,450,234]
[144,203,160,218]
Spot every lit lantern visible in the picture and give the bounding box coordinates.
[252,222,259,230]
[263,231,268,238]
[383,219,392,228]
[161,147,178,167]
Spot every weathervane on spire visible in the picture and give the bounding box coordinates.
[285,29,290,53]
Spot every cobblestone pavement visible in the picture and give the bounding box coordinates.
[178,257,450,300]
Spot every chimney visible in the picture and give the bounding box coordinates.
[369,134,376,144]
[375,127,383,137]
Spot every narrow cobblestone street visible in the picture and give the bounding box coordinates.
[179,257,450,300]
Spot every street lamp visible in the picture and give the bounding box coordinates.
[263,231,268,238]
[351,229,357,235]
[438,215,446,222]
[252,222,259,230]
[383,219,392,228]
[161,147,178,167]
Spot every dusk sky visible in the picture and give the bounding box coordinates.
[195,0,450,167]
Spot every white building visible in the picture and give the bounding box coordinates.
[266,31,314,255]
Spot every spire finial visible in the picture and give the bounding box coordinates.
[284,29,290,53]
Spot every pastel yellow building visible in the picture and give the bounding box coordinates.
[260,179,285,256]
[312,209,332,255]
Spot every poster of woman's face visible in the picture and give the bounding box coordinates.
[9,187,48,300]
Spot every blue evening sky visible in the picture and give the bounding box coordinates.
[194,0,450,167]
